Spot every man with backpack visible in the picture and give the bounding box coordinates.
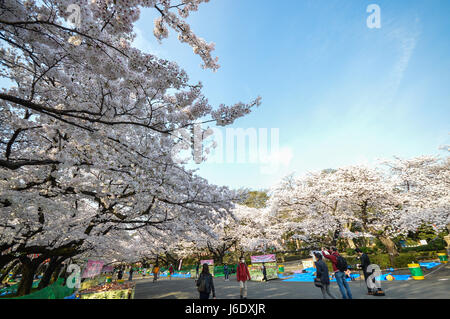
[322,247,353,299]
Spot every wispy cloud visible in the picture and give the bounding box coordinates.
[384,17,421,102]
[389,31,419,94]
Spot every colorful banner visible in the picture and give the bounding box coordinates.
[250,254,276,263]
[200,259,214,265]
[82,260,105,278]
[101,265,114,273]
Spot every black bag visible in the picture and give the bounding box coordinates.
[374,288,385,296]
[314,277,323,288]
[197,275,206,292]
[336,255,348,272]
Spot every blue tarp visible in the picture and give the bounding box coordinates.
[159,272,191,278]
[376,273,411,281]
[419,262,441,269]
[278,274,294,279]
[280,267,360,282]
[281,272,360,282]
[330,274,360,282]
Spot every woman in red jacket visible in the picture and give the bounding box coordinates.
[236,258,251,299]
[168,264,174,280]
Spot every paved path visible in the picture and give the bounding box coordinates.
[134,264,450,299]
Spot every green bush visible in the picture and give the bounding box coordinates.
[345,248,355,255]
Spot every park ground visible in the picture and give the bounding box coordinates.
[133,263,450,299]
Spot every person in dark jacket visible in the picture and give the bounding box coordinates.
[223,263,229,281]
[356,248,374,295]
[262,263,268,282]
[117,268,123,280]
[196,264,216,299]
[196,262,200,279]
[128,267,134,281]
[314,252,336,299]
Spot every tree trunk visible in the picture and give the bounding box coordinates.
[217,253,224,265]
[38,257,59,289]
[346,238,356,249]
[16,262,38,297]
[379,236,398,266]
[443,235,450,249]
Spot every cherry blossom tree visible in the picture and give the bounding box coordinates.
[269,157,449,264]
[0,0,260,295]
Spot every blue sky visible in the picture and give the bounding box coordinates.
[133,0,450,190]
[3,1,448,190]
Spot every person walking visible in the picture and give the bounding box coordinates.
[196,264,216,300]
[152,264,159,283]
[223,263,229,281]
[195,262,200,280]
[322,247,353,299]
[261,263,268,282]
[117,268,123,280]
[168,264,174,280]
[314,252,336,299]
[128,267,134,281]
[355,248,374,295]
[236,258,251,299]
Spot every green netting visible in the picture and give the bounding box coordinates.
[12,278,74,299]
[180,265,196,272]
[214,265,236,277]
